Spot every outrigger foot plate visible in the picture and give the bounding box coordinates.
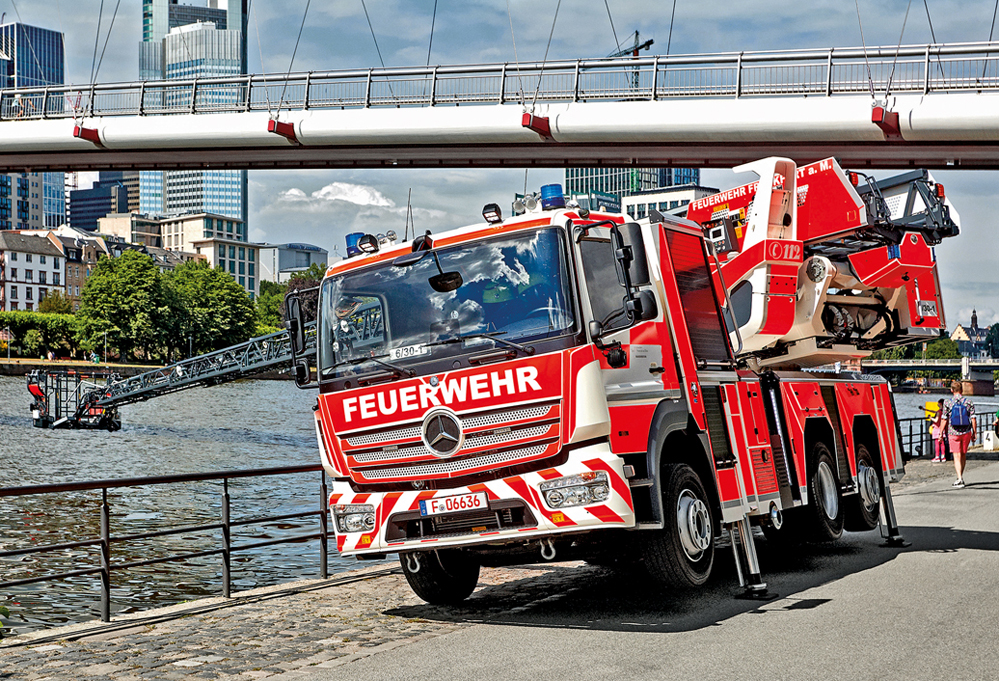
[880,535,911,548]
[734,586,779,601]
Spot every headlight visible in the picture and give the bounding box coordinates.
[332,503,376,533]
[540,471,610,508]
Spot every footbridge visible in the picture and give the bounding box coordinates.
[2,42,999,171]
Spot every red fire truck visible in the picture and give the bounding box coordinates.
[286,156,957,604]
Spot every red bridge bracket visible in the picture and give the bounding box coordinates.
[522,113,554,141]
[872,106,902,141]
[267,119,300,145]
[73,125,103,148]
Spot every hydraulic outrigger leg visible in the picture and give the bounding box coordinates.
[879,475,910,547]
[730,517,778,600]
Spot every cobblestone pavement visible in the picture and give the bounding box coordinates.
[0,561,608,681]
[2,450,992,681]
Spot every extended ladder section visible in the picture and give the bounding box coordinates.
[686,157,959,369]
[97,322,317,407]
[27,323,316,429]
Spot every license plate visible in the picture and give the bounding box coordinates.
[389,343,430,361]
[419,492,488,517]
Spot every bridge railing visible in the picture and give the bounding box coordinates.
[3,42,999,122]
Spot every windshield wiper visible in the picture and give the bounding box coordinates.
[322,354,416,379]
[425,332,535,356]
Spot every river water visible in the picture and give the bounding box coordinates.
[0,375,380,636]
[1,375,994,636]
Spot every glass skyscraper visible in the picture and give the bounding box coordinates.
[139,2,248,222]
[0,22,66,229]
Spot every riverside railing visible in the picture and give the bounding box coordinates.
[897,412,997,459]
[0,464,329,623]
[2,41,999,121]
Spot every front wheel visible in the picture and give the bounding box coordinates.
[803,442,844,542]
[844,444,882,532]
[642,463,715,589]
[399,550,480,605]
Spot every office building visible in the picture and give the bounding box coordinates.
[0,22,66,229]
[258,243,329,283]
[69,182,130,232]
[0,232,65,311]
[139,4,248,222]
[564,167,701,201]
[98,171,141,213]
[622,184,719,221]
[98,213,165,248]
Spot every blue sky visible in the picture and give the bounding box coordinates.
[12,0,999,327]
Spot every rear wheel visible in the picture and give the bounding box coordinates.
[399,550,480,605]
[803,442,844,541]
[643,463,715,589]
[844,444,882,532]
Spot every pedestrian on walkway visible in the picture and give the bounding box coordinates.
[943,380,977,488]
[930,398,947,463]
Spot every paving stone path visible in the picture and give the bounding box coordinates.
[2,449,992,680]
[0,562,605,681]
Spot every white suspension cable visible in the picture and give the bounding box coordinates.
[506,0,526,107]
[603,0,620,53]
[93,0,122,83]
[855,0,877,99]
[885,0,913,99]
[531,0,562,110]
[276,0,312,113]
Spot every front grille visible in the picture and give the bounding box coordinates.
[385,500,536,541]
[351,423,552,464]
[358,443,549,480]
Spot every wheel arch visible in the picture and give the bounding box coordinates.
[647,402,720,531]
[852,414,884,473]
[803,416,838,476]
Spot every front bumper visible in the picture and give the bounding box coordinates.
[329,441,635,556]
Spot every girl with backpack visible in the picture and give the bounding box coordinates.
[943,381,977,488]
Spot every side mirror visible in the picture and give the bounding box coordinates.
[588,320,603,340]
[611,222,651,289]
[293,359,312,387]
[286,296,306,357]
[626,290,658,321]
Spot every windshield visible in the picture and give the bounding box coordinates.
[319,228,576,379]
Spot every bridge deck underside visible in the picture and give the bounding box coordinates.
[4,141,999,172]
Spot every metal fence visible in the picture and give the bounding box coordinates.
[0,465,329,623]
[2,42,999,121]
[897,412,997,459]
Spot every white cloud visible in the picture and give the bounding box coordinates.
[277,182,395,210]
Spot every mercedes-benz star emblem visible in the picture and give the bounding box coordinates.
[421,408,463,458]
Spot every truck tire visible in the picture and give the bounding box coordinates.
[843,444,882,532]
[642,463,715,589]
[399,549,480,605]
[803,443,844,541]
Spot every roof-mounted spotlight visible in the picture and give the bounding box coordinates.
[482,203,503,224]
[357,234,380,254]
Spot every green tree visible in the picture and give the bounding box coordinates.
[78,250,171,361]
[38,289,73,315]
[282,262,326,323]
[985,323,999,358]
[256,279,287,330]
[924,336,962,359]
[165,260,257,355]
[22,329,43,357]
